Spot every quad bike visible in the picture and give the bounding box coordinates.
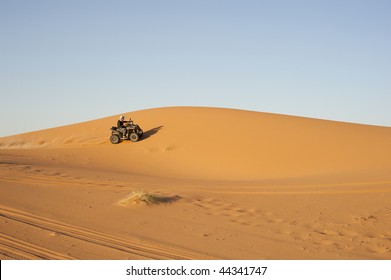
[110,121,143,144]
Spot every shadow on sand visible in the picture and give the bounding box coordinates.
[153,195,182,204]
[141,126,163,140]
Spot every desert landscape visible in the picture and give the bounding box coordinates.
[0,106,391,260]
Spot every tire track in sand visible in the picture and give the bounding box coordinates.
[0,232,76,260]
[0,205,203,259]
[0,162,128,191]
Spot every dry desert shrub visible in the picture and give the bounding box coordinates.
[119,191,161,206]
[118,191,181,206]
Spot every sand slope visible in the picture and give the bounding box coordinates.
[1,106,391,259]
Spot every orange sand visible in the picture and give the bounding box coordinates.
[1,106,391,259]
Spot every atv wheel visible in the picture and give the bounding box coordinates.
[129,132,139,142]
[110,134,121,144]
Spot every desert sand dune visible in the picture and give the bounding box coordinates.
[1,106,391,259]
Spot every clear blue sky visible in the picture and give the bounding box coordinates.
[1,0,390,136]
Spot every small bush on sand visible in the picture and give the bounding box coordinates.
[119,191,161,206]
